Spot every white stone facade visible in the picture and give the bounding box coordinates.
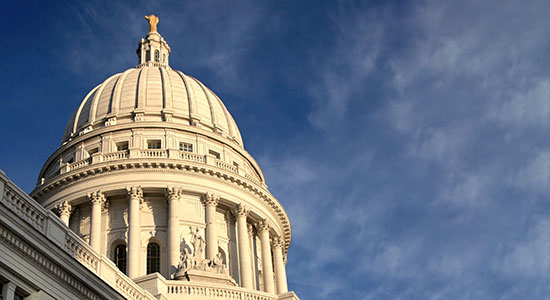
[1,15,299,300]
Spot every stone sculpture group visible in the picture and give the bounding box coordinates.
[176,227,227,276]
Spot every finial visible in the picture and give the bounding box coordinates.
[145,14,159,33]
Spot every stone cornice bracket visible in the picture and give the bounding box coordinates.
[54,200,72,216]
[126,186,143,202]
[232,203,250,218]
[201,192,220,207]
[87,190,106,206]
[257,218,270,233]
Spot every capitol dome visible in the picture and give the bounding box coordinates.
[62,66,243,146]
[29,15,296,299]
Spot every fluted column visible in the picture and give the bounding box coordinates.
[127,186,143,278]
[166,186,182,276]
[54,200,72,226]
[202,192,220,260]
[88,191,106,252]
[272,237,288,293]
[233,203,253,289]
[258,219,275,294]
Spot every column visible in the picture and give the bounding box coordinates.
[55,200,72,226]
[88,191,106,252]
[258,219,275,294]
[272,237,288,293]
[2,281,16,300]
[166,186,181,276]
[202,192,220,260]
[127,186,143,278]
[233,203,253,289]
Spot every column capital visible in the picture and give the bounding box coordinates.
[201,192,220,207]
[271,236,285,249]
[54,200,72,216]
[126,186,143,200]
[88,190,106,205]
[232,203,250,218]
[165,186,183,201]
[257,218,270,233]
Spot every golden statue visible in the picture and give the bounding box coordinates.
[145,14,159,32]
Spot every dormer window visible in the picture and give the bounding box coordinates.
[154,50,160,62]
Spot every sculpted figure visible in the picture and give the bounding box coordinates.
[145,14,159,32]
[191,228,204,258]
[178,248,194,271]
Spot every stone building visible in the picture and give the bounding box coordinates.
[0,15,299,300]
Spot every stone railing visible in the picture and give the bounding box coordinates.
[166,283,277,300]
[42,149,261,185]
[0,171,157,300]
[179,151,205,163]
[215,160,238,173]
[140,149,168,158]
[68,158,91,172]
[1,182,46,231]
[134,273,283,300]
[103,150,129,162]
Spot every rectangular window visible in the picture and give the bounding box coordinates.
[208,150,220,159]
[179,142,193,152]
[147,140,161,149]
[87,147,99,156]
[116,141,129,151]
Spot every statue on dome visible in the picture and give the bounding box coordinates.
[190,227,205,258]
[145,14,159,32]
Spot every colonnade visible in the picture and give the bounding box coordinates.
[54,187,288,294]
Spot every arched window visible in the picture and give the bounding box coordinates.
[154,50,160,62]
[114,244,127,274]
[147,242,160,274]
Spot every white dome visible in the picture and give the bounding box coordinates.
[62,66,243,146]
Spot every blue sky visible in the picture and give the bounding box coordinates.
[2,0,550,299]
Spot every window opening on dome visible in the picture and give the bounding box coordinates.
[163,54,166,62]
[233,161,239,168]
[147,242,160,274]
[14,290,26,300]
[87,147,99,156]
[113,244,127,274]
[154,50,160,62]
[208,150,221,160]
[179,142,193,152]
[116,141,129,151]
[147,140,162,149]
